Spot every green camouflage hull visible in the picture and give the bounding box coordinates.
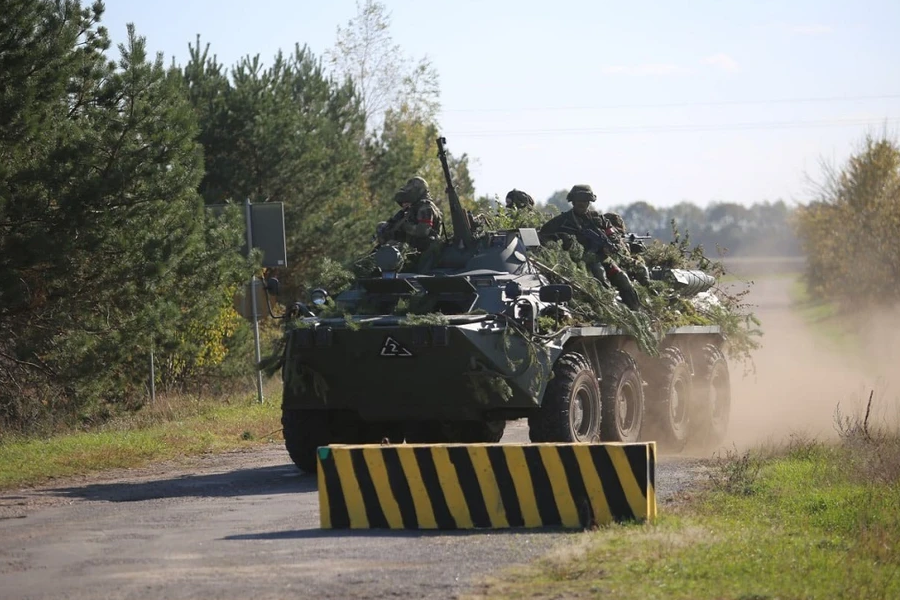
[282,317,559,420]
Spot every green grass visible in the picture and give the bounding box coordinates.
[467,441,900,600]
[0,392,284,490]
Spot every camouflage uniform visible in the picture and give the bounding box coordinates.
[603,212,651,287]
[377,177,444,253]
[539,185,641,310]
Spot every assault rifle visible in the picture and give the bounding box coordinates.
[578,227,653,257]
[576,227,619,256]
[380,208,408,239]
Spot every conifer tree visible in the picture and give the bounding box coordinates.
[182,42,368,298]
[1,3,247,429]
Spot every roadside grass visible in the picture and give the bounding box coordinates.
[788,277,860,353]
[0,387,284,491]
[467,401,900,600]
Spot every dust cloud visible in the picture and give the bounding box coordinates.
[719,275,900,452]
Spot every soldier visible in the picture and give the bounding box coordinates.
[495,188,545,229]
[539,184,641,310]
[376,176,444,253]
[505,189,535,210]
[603,212,652,287]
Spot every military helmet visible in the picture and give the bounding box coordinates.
[566,184,596,203]
[505,188,535,209]
[393,176,430,205]
[604,212,626,232]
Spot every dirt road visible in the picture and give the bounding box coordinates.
[4,274,893,599]
[724,276,898,450]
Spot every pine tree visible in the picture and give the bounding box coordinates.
[182,42,369,299]
[1,4,248,430]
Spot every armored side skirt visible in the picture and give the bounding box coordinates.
[317,442,657,530]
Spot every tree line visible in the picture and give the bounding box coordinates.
[793,133,900,307]
[3,1,890,434]
[0,0,476,432]
[527,194,801,258]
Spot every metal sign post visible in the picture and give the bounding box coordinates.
[207,199,286,404]
[149,344,156,403]
[245,199,265,404]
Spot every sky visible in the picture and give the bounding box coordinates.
[99,0,900,209]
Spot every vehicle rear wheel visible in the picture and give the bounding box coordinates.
[691,344,731,448]
[530,352,601,443]
[599,350,645,443]
[282,409,330,473]
[645,346,693,452]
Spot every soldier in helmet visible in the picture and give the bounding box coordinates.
[376,176,444,253]
[494,187,543,229]
[539,184,641,310]
[505,189,535,210]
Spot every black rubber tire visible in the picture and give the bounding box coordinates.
[599,350,645,443]
[645,346,693,452]
[282,409,330,474]
[527,416,546,443]
[691,344,731,448]
[530,352,601,443]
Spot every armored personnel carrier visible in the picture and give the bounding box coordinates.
[274,138,731,473]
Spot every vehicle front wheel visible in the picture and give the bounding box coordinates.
[530,352,601,443]
[599,350,645,443]
[282,409,330,474]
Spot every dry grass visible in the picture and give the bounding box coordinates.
[834,390,900,485]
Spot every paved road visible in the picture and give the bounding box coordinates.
[0,421,705,600]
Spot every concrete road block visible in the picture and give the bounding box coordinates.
[317,442,656,530]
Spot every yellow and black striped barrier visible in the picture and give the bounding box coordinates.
[317,442,656,530]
